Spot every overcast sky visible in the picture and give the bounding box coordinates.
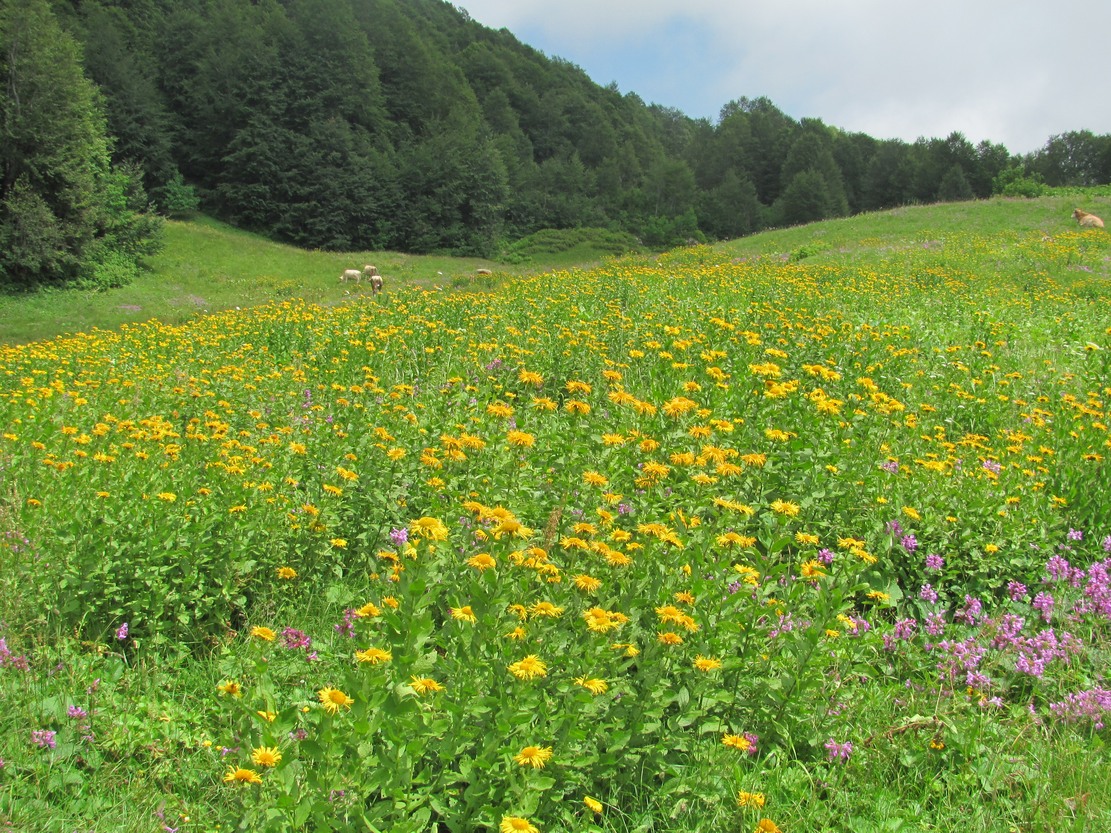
[457,0,1110,155]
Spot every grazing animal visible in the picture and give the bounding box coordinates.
[340,269,362,283]
[1073,208,1105,229]
[369,273,384,296]
[475,268,492,276]
[363,265,380,278]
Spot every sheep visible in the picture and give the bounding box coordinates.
[340,269,362,283]
[363,265,380,278]
[475,268,492,276]
[1073,208,1105,229]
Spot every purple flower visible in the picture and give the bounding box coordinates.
[886,520,904,537]
[116,622,129,641]
[901,535,918,553]
[281,627,312,651]
[1102,535,1111,553]
[919,583,938,604]
[925,611,946,636]
[817,548,834,565]
[389,527,409,546]
[742,732,759,755]
[1007,580,1028,601]
[925,553,944,571]
[954,595,983,626]
[982,459,1002,474]
[824,738,853,762]
[881,461,899,474]
[67,705,88,720]
[893,618,917,640]
[1067,528,1084,542]
[1046,555,1072,581]
[31,729,57,749]
[1032,592,1055,622]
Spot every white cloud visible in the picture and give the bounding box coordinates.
[458,0,1111,153]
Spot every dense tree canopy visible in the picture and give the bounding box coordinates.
[5,0,1109,287]
[1,0,160,289]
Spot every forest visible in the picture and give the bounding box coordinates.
[4,0,1111,288]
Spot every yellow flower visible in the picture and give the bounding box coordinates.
[755,820,783,833]
[508,655,548,680]
[355,602,381,618]
[530,601,564,618]
[250,626,276,641]
[256,710,276,722]
[573,573,601,593]
[737,791,766,808]
[251,746,282,767]
[574,676,608,695]
[770,500,800,517]
[693,655,722,672]
[582,470,609,487]
[500,817,539,833]
[411,516,449,540]
[330,538,348,549]
[318,687,354,714]
[276,566,297,579]
[513,745,553,768]
[157,492,177,502]
[409,676,445,695]
[466,553,496,571]
[723,734,753,752]
[518,370,544,385]
[450,606,477,623]
[217,680,242,698]
[799,561,825,580]
[985,543,1000,553]
[584,796,603,814]
[658,631,684,645]
[223,767,262,785]
[355,647,392,664]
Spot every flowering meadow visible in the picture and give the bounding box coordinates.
[1,213,1110,831]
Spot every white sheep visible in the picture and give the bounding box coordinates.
[340,269,362,283]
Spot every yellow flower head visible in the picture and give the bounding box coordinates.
[223,766,262,785]
[251,746,282,767]
[508,654,548,680]
[513,745,553,768]
[217,680,242,698]
[737,791,766,808]
[355,647,392,665]
[276,566,297,579]
[409,676,445,695]
[584,796,603,814]
[250,626,276,641]
[693,655,722,672]
[450,606,477,623]
[318,687,353,714]
[573,676,608,695]
[462,552,495,572]
[500,817,539,833]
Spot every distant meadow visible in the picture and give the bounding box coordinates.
[1,207,1111,831]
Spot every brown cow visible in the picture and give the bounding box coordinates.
[1073,208,1105,229]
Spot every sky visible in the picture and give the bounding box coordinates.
[456,0,1111,155]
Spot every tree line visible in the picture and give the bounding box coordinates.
[4,0,1111,289]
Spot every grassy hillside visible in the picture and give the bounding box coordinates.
[2,197,1110,832]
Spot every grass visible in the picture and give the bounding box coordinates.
[1,194,1110,832]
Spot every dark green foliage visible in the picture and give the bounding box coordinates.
[937,164,975,202]
[0,0,161,289]
[12,0,1111,270]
